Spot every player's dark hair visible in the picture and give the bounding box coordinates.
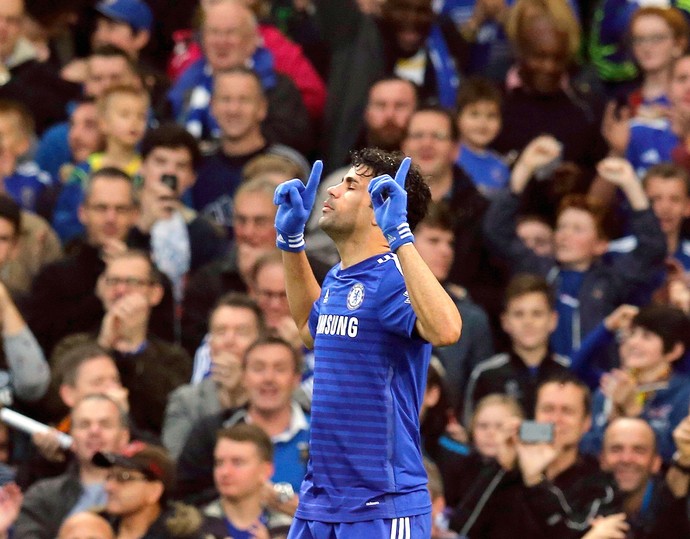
[537,371,591,417]
[350,148,431,231]
[140,123,202,170]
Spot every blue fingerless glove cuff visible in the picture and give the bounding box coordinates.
[384,222,414,252]
[276,228,306,252]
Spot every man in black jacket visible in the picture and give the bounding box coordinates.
[16,394,130,539]
[451,372,620,538]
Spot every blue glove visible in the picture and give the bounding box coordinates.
[368,157,414,252]
[273,160,323,252]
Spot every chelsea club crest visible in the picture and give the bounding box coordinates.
[346,283,365,310]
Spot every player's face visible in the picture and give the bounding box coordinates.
[472,403,517,458]
[319,165,376,239]
[401,111,458,178]
[457,100,502,151]
[69,103,103,164]
[554,208,607,270]
[414,224,454,281]
[535,383,590,451]
[212,72,267,141]
[501,292,556,353]
[243,343,299,415]
[100,94,148,148]
[600,421,660,494]
[70,399,128,465]
[202,2,257,71]
[214,438,272,501]
[517,219,554,257]
[631,14,682,75]
[644,176,690,235]
[365,80,417,151]
[669,56,690,114]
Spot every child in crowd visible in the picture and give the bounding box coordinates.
[455,77,510,197]
[52,85,149,243]
[485,139,666,359]
[463,274,569,426]
[626,6,688,118]
[577,304,690,462]
[0,100,56,218]
[516,214,554,257]
[443,394,523,534]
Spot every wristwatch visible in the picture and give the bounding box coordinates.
[671,451,690,474]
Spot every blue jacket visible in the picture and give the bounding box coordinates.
[581,372,690,462]
[484,190,666,359]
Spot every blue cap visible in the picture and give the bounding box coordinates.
[95,0,153,33]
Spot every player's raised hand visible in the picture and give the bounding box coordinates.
[274,160,323,252]
[368,157,414,252]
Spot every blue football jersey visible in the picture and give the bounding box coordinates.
[626,119,679,178]
[297,253,432,523]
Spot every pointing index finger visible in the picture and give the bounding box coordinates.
[304,160,323,199]
[395,157,411,189]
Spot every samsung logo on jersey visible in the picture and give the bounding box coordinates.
[316,314,359,337]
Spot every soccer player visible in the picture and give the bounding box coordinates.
[274,149,462,538]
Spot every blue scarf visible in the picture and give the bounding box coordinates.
[183,47,277,139]
[427,24,460,109]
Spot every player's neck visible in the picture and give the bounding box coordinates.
[336,235,389,270]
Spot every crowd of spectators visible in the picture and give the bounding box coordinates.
[1,0,690,537]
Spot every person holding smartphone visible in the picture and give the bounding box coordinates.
[450,372,621,538]
[128,124,226,303]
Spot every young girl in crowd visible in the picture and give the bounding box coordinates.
[626,6,689,118]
